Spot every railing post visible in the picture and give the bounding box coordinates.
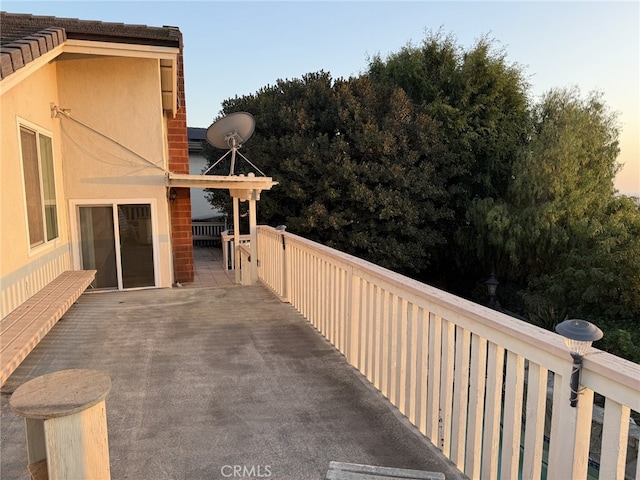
[346,266,358,366]
[233,197,241,284]
[248,192,258,285]
[275,226,289,302]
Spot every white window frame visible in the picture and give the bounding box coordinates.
[17,119,59,253]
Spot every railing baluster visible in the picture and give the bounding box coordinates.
[482,342,505,480]
[599,399,630,479]
[438,319,455,456]
[387,295,401,405]
[397,298,409,418]
[331,264,337,346]
[374,287,383,392]
[427,313,442,443]
[310,254,316,327]
[450,326,470,470]
[317,256,323,332]
[335,265,340,349]
[380,289,390,398]
[500,351,524,480]
[346,270,359,366]
[340,267,348,355]
[522,362,547,480]
[466,334,487,480]
[303,249,309,319]
[407,303,419,426]
[365,281,375,380]
[322,259,328,337]
[417,307,429,435]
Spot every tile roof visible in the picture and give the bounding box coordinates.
[188,127,207,152]
[0,11,181,79]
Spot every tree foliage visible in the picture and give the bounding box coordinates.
[208,71,459,273]
[366,31,532,290]
[463,88,640,359]
[368,31,531,205]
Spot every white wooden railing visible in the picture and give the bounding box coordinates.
[256,225,640,480]
[237,243,252,285]
[191,221,225,245]
[220,230,251,271]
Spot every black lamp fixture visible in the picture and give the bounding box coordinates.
[485,273,499,308]
[555,319,603,407]
[275,225,287,249]
[168,188,178,202]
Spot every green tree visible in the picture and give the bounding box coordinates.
[367,31,531,288]
[464,87,640,359]
[368,30,530,206]
[462,89,622,277]
[205,71,459,274]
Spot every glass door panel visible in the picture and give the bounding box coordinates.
[118,204,155,288]
[79,206,118,289]
[79,203,156,290]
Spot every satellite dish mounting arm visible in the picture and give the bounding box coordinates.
[204,112,264,176]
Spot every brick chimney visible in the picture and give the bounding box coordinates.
[166,30,194,284]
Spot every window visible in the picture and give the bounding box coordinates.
[20,125,58,247]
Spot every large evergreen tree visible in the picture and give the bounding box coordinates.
[206,71,459,274]
[368,31,530,206]
[367,31,531,287]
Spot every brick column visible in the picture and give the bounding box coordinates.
[167,34,194,284]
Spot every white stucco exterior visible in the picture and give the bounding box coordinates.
[1,34,180,317]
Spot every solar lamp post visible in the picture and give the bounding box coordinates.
[555,319,603,407]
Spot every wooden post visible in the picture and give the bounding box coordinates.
[232,195,241,284]
[249,189,258,284]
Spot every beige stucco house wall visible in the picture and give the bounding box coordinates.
[56,55,173,287]
[1,59,73,316]
[0,14,184,318]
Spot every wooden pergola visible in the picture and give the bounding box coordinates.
[167,172,278,284]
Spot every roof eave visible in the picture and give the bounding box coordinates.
[0,41,63,94]
[0,38,179,116]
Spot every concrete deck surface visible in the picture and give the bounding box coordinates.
[1,282,465,479]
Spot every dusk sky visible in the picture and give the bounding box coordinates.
[4,1,639,195]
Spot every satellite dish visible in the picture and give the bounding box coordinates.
[205,111,255,150]
[203,112,264,176]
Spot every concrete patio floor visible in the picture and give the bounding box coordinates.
[0,248,465,480]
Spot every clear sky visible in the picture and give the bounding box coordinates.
[4,1,639,195]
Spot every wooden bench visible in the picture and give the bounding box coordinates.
[0,270,96,387]
[326,461,445,480]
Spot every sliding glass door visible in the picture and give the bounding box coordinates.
[79,203,155,289]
